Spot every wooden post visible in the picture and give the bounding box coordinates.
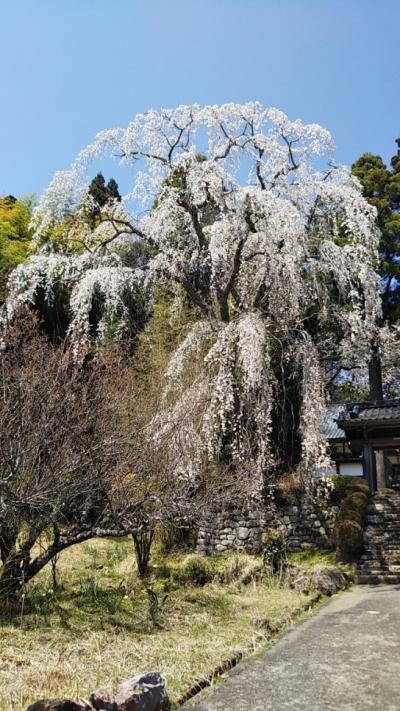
[368,339,383,401]
[363,444,376,494]
[375,450,387,490]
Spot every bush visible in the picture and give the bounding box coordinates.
[333,481,369,557]
[179,555,213,587]
[157,524,198,554]
[262,529,287,574]
[334,519,364,555]
[340,491,369,523]
[330,475,356,504]
[274,472,303,508]
[348,479,369,495]
[153,563,173,580]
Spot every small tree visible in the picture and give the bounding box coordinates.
[0,311,130,601]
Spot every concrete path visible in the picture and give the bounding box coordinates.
[184,586,400,711]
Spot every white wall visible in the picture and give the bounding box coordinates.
[338,461,363,477]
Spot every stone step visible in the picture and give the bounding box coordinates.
[367,508,400,516]
[364,536,400,541]
[364,544,400,550]
[357,573,400,585]
[364,545,400,550]
[366,515,400,523]
[365,536,400,541]
[359,565,400,574]
[359,555,400,565]
[361,553,400,560]
[364,539,400,545]
[359,493,400,583]
[364,538,400,543]
[365,527,400,532]
[367,520,400,524]
[365,541,400,555]
[364,528,400,542]
[368,494,400,511]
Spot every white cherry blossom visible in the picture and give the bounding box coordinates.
[2,103,382,487]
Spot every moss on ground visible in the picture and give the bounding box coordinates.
[287,548,337,567]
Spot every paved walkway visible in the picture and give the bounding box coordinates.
[184,586,400,711]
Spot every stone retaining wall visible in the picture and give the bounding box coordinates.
[278,501,338,552]
[197,509,264,555]
[196,498,339,555]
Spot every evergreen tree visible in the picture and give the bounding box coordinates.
[88,172,121,209]
[352,140,400,399]
[106,177,121,202]
[352,141,400,325]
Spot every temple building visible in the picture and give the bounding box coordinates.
[323,400,400,493]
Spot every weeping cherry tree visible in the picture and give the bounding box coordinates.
[3,103,381,492]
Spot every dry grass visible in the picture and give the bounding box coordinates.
[0,539,308,710]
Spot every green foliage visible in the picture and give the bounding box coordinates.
[334,519,364,556]
[331,379,369,403]
[287,548,337,567]
[330,474,354,504]
[143,292,204,372]
[156,524,198,555]
[0,195,33,301]
[274,472,303,508]
[262,529,287,573]
[333,478,369,557]
[105,542,129,566]
[178,554,213,587]
[330,475,368,505]
[86,173,122,229]
[340,492,368,525]
[88,172,121,209]
[352,144,400,324]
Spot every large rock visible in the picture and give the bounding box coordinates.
[27,701,91,711]
[287,564,349,596]
[89,687,115,711]
[90,672,169,711]
[237,527,249,540]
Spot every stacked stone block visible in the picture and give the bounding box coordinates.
[196,501,338,555]
[197,510,264,554]
[280,503,338,552]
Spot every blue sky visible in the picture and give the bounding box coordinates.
[1,0,399,197]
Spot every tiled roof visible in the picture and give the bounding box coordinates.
[322,403,346,440]
[322,400,400,441]
[338,400,400,425]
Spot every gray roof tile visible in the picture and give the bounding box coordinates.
[322,404,346,440]
[338,400,400,424]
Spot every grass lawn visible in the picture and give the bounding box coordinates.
[0,539,310,710]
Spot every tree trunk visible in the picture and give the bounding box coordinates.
[0,552,27,601]
[368,339,383,401]
[0,526,17,564]
[132,529,154,578]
